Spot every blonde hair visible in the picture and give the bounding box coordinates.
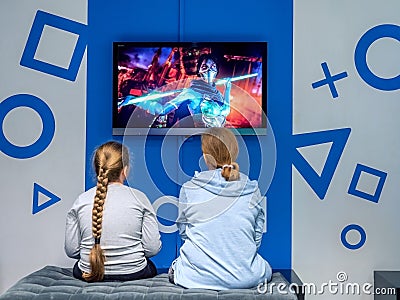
[201,127,240,181]
[82,141,129,282]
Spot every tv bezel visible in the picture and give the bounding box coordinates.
[112,41,268,136]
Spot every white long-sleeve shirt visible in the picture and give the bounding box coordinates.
[64,183,161,275]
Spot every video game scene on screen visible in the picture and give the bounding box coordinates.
[114,43,265,129]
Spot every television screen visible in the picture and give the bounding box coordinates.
[113,42,267,135]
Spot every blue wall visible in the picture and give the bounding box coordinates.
[86,0,293,269]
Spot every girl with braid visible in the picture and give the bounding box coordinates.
[169,127,272,289]
[65,141,161,282]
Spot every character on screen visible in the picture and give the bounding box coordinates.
[162,54,232,127]
[119,54,232,128]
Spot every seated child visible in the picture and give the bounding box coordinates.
[169,127,272,289]
[64,141,161,282]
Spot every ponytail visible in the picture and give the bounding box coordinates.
[221,162,240,181]
[202,128,240,182]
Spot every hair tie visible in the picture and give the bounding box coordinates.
[222,164,234,169]
[94,237,101,244]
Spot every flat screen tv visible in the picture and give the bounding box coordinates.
[113,42,267,135]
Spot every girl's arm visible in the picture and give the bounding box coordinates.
[64,208,81,259]
[253,189,266,250]
[141,199,162,258]
[176,187,188,241]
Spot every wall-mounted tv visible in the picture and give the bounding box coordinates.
[113,42,267,135]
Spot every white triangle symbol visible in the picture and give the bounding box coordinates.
[297,142,333,176]
[38,192,51,206]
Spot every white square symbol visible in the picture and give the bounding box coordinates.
[34,25,79,69]
[355,171,380,196]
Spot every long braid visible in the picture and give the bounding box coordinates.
[82,167,109,282]
[92,168,109,240]
[82,141,129,282]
